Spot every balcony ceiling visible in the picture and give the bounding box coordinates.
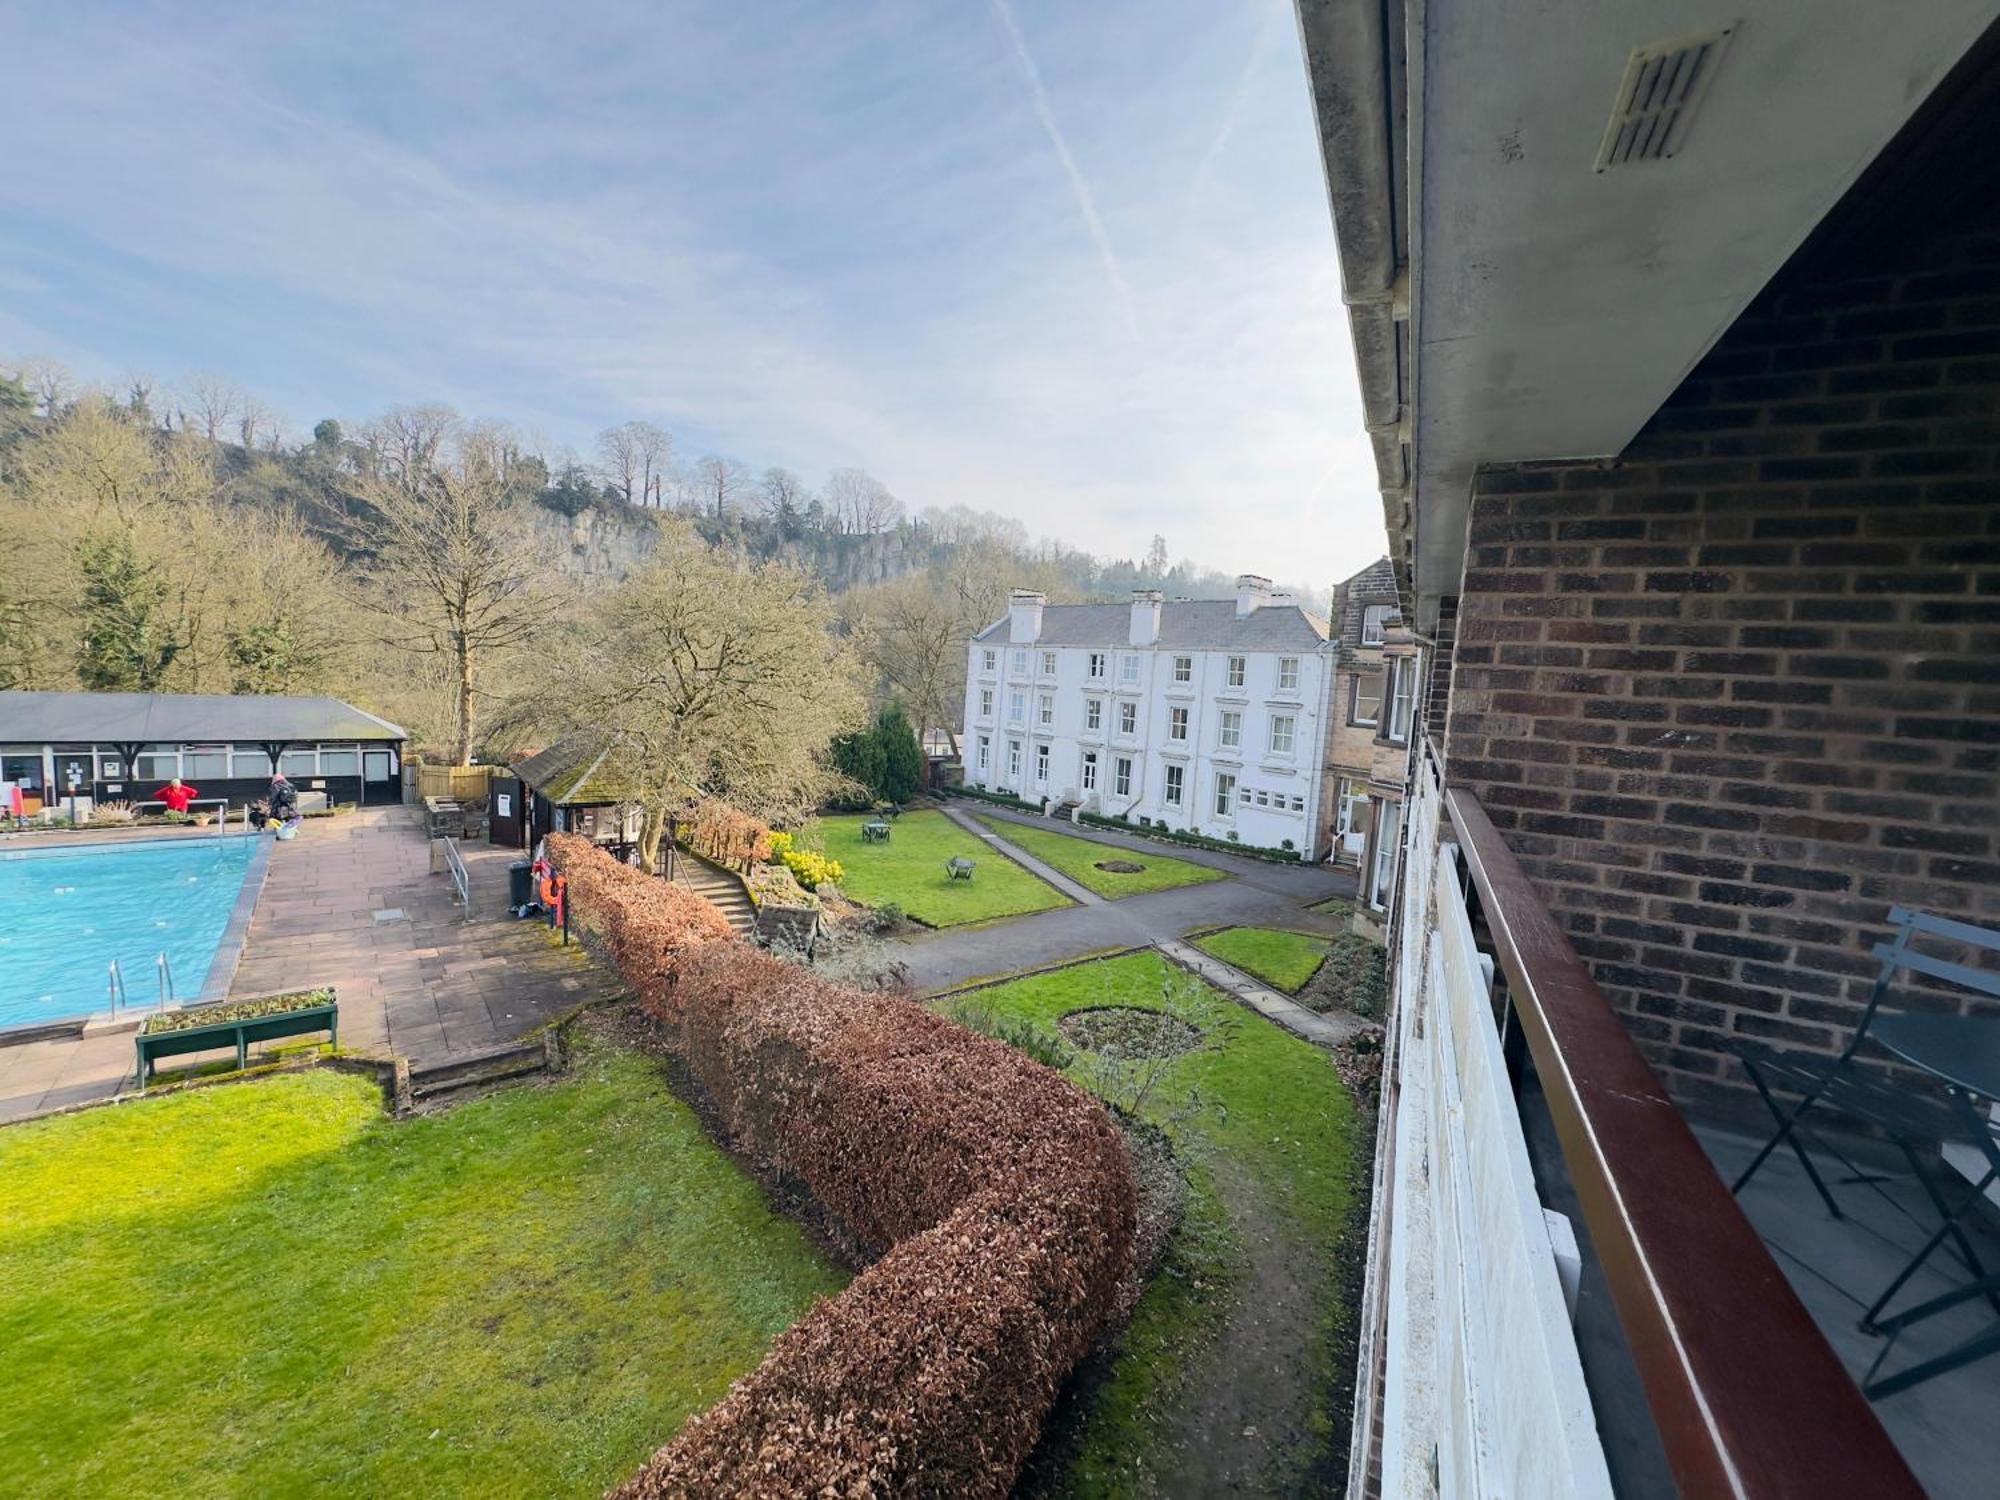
[1405,0,2000,615]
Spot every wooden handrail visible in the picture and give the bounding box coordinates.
[1444,786,1923,1500]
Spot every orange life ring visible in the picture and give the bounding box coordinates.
[539,873,558,906]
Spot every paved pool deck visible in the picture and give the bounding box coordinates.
[0,807,619,1123]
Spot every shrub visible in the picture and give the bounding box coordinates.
[548,833,736,1009]
[88,800,135,825]
[746,861,815,910]
[547,836,1137,1499]
[685,798,773,869]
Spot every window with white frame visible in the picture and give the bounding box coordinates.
[319,746,360,776]
[1226,655,1246,688]
[1038,693,1054,727]
[1035,743,1049,784]
[1088,652,1107,679]
[1277,656,1299,692]
[134,744,179,779]
[1254,789,1269,806]
[1119,701,1137,736]
[1008,691,1024,722]
[979,687,993,718]
[1218,711,1241,750]
[1120,653,1140,684]
[1114,756,1132,797]
[982,648,997,672]
[977,736,990,771]
[1011,648,1027,673]
[1388,657,1415,743]
[1082,752,1098,791]
[1362,604,1392,645]
[1173,655,1192,684]
[1164,763,1184,805]
[1269,715,1295,755]
[1168,706,1188,741]
[1369,798,1401,906]
[1213,772,1236,817]
[1291,794,1305,812]
[1350,671,1382,727]
[1041,650,1057,676]
[1007,740,1021,776]
[1086,698,1103,732]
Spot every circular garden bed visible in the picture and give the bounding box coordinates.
[1057,1006,1202,1061]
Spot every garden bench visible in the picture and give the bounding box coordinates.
[946,855,975,881]
[862,821,892,844]
[135,991,339,1085]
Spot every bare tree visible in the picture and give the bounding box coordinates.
[822,467,902,535]
[182,373,241,444]
[367,403,459,481]
[514,519,863,865]
[596,420,672,507]
[19,357,73,421]
[346,425,559,764]
[757,465,807,520]
[238,397,284,453]
[694,454,751,519]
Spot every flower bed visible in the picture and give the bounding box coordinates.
[546,834,1137,1498]
[141,989,335,1036]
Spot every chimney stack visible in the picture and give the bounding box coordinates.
[1007,588,1045,643]
[1235,573,1273,618]
[1129,589,1163,646]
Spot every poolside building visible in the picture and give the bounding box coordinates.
[0,691,407,818]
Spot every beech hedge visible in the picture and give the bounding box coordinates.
[546,834,1139,1498]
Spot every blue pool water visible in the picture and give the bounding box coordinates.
[0,837,262,1029]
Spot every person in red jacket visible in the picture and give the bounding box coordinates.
[155,778,200,815]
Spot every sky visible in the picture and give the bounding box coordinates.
[0,0,1382,590]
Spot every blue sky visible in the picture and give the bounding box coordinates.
[0,0,1378,589]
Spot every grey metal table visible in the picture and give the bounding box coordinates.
[1860,1012,2000,1397]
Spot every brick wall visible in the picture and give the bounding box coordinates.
[1442,205,2000,1116]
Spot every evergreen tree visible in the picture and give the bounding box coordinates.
[830,727,887,807]
[74,533,181,689]
[875,702,923,803]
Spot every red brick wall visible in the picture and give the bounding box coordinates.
[1442,212,2000,1114]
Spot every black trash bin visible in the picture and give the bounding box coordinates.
[509,859,535,911]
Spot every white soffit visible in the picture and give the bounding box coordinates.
[1411,0,2000,607]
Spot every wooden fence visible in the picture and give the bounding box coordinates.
[404,763,503,803]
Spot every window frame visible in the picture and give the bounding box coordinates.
[981,648,997,673]
[1038,693,1054,727]
[1114,756,1133,798]
[1118,700,1138,737]
[1349,671,1383,727]
[978,687,993,718]
[1168,705,1188,742]
[1085,698,1103,732]
[1361,604,1391,646]
[1119,653,1140,684]
[1387,657,1415,744]
[1011,647,1028,674]
[1213,771,1236,818]
[1082,752,1098,791]
[1034,742,1050,784]
[1172,655,1193,684]
[977,735,990,771]
[1007,739,1022,776]
[1087,651,1107,680]
[1225,655,1246,689]
[1269,714,1296,756]
[1164,763,1184,806]
[1218,710,1241,750]
[1040,649,1057,676]
[1277,656,1299,692]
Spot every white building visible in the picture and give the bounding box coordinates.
[962,577,1337,860]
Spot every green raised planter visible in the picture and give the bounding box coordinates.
[136,989,339,1084]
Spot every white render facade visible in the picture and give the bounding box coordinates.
[961,578,1337,860]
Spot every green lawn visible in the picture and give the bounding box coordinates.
[815,809,1073,926]
[1191,926,1331,994]
[971,815,1227,900]
[0,1031,844,1499]
[941,951,1360,1496]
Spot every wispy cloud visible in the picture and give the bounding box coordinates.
[986,0,1138,340]
[0,0,1380,588]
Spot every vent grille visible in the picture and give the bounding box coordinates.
[1595,26,1734,171]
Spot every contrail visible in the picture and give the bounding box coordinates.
[988,0,1139,339]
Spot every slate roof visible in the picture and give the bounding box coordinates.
[0,691,405,744]
[972,599,1331,651]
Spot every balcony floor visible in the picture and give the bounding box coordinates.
[1698,1126,2000,1500]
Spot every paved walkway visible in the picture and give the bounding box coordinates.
[1,808,619,1123]
[907,805,1366,1044]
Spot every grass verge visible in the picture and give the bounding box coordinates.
[940,950,1360,1496]
[972,815,1227,900]
[1190,926,1331,994]
[815,809,1073,926]
[0,1028,844,1498]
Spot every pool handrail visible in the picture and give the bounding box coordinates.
[156,951,176,1010]
[108,959,128,1019]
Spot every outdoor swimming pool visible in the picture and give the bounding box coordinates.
[0,836,265,1030]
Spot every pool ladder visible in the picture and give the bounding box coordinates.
[107,954,176,1019]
